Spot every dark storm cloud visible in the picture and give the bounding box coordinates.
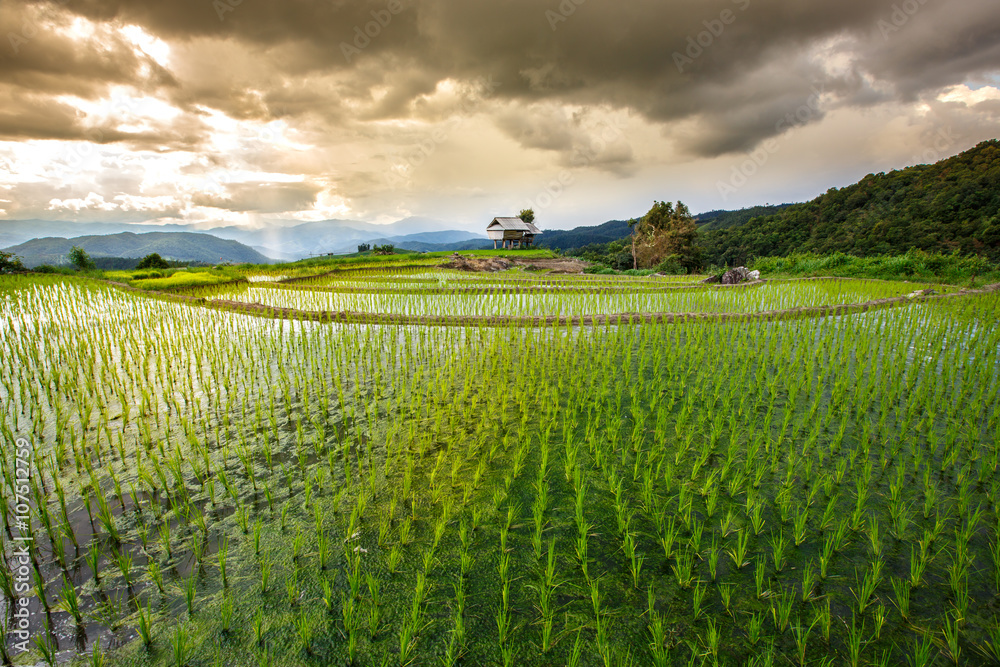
[8,0,1000,156]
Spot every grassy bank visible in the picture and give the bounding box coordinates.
[751,250,1000,286]
[104,266,244,290]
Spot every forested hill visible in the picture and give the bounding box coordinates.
[701,140,1000,266]
[695,204,794,231]
[538,220,632,250]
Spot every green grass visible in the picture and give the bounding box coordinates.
[752,249,1000,286]
[104,267,242,290]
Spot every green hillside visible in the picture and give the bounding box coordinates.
[538,220,632,250]
[4,231,272,267]
[695,204,794,231]
[701,140,1000,266]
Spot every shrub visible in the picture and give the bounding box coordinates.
[654,255,686,275]
[136,253,170,270]
[0,250,25,274]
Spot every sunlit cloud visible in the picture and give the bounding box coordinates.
[0,0,998,229]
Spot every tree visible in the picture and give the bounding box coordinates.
[68,246,95,271]
[136,253,170,270]
[372,244,395,255]
[630,201,702,271]
[357,243,371,253]
[0,250,25,274]
[518,208,535,225]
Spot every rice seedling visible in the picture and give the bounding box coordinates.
[0,270,995,664]
[771,588,794,633]
[34,632,57,666]
[727,528,751,569]
[172,624,192,667]
[137,599,154,646]
[748,612,765,645]
[184,573,197,615]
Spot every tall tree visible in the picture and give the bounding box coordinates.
[631,200,701,271]
[68,246,95,271]
[518,208,535,225]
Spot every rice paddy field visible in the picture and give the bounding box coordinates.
[1,266,999,666]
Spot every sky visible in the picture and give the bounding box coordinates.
[0,0,999,232]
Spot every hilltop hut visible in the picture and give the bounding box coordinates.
[486,217,542,249]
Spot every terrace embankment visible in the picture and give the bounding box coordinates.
[135,280,1000,327]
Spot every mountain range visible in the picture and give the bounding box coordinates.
[0,217,489,264]
[4,232,272,267]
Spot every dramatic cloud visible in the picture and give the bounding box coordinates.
[1,0,998,229]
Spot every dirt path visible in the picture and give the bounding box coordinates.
[509,257,590,273]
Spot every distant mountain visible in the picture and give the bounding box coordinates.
[0,216,474,260]
[537,220,633,251]
[203,218,471,258]
[367,236,493,253]
[701,139,1000,266]
[0,219,199,250]
[695,205,795,231]
[4,232,272,267]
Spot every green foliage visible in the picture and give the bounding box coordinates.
[630,201,703,272]
[0,250,25,274]
[701,140,1000,265]
[539,220,632,251]
[752,250,1000,286]
[68,245,96,271]
[136,253,171,270]
[654,254,686,275]
[695,204,794,231]
[131,270,239,291]
[518,208,535,225]
[357,243,371,253]
[31,264,73,275]
[372,244,396,256]
[568,239,634,270]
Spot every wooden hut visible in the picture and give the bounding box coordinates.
[486,217,542,249]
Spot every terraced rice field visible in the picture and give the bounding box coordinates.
[1,269,998,666]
